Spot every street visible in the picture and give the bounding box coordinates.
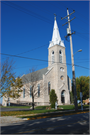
[1,112,89,134]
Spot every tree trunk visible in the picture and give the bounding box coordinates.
[32,93,34,110]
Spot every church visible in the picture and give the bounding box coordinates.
[2,17,71,106]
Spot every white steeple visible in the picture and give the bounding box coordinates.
[49,17,65,48]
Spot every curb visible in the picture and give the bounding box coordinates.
[26,110,89,120]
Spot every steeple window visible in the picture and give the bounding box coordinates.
[51,51,55,64]
[60,67,64,72]
[59,50,62,63]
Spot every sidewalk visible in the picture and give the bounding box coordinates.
[1,108,89,125]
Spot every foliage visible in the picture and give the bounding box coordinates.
[70,91,74,104]
[51,103,55,108]
[83,100,85,104]
[0,58,23,99]
[76,76,89,100]
[50,89,57,108]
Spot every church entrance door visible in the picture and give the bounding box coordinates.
[61,90,65,104]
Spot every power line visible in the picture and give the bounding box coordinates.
[2,1,88,41]
[50,2,89,37]
[2,2,53,25]
[29,1,89,38]
[16,43,49,56]
[1,53,90,70]
[59,1,89,23]
[15,64,47,69]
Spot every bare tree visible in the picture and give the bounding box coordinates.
[21,67,47,110]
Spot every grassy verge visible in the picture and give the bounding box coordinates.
[19,109,89,120]
[35,104,89,110]
[1,106,31,109]
[1,109,64,116]
[1,105,89,116]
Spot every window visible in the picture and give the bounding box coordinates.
[60,76,64,81]
[51,51,54,64]
[61,90,65,103]
[48,82,51,95]
[38,84,40,97]
[23,87,25,98]
[59,50,62,63]
[60,67,64,72]
[30,86,32,97]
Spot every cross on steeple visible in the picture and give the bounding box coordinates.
[54,13,56,20]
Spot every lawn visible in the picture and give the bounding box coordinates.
[1,106,31,109]
[1,104,89,116]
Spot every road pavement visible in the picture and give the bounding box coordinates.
[1,112,89,134]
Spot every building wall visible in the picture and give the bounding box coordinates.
[44,44,70,105]
[2,45,71,106]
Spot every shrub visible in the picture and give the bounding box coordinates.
[51,103,55,108]
[50,89,57,108]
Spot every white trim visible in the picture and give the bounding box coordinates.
[45,67,53,76]
[59,82,65,90]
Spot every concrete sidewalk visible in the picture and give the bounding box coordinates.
[1,108,89,125]
[0,116,25,126]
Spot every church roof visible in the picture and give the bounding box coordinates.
[21,67,48,83]
[49,17,65,48]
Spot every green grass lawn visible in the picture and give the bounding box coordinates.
[1,104,89,116]
[1,106,31,109]
[35,104,89,110]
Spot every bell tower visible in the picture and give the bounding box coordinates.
[48,17,66,69]
[48,17,70,105]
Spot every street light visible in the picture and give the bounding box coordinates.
[73,49,82,56]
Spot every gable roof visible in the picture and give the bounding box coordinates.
[21,67,48,83]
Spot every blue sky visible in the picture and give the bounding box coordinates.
[1,1,89,103]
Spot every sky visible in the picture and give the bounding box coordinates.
[1,1,89,103]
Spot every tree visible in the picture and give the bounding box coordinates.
[0,58,23,100]
[21,67,45,110]
[50,89,57,108]
[76,76,89,100]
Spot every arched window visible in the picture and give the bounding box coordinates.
[60,75,64,81]
[59,50,62,63]
[61,90,65,103]
[30,86,32,97]
[60,67,64,72]
[38,84,40,97]
[51,51,54,64]
[48,82,51,95]
[23,87,25,98]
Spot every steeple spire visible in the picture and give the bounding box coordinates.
[49,17,65,48]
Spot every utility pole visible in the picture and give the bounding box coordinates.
[61,8,78,111]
